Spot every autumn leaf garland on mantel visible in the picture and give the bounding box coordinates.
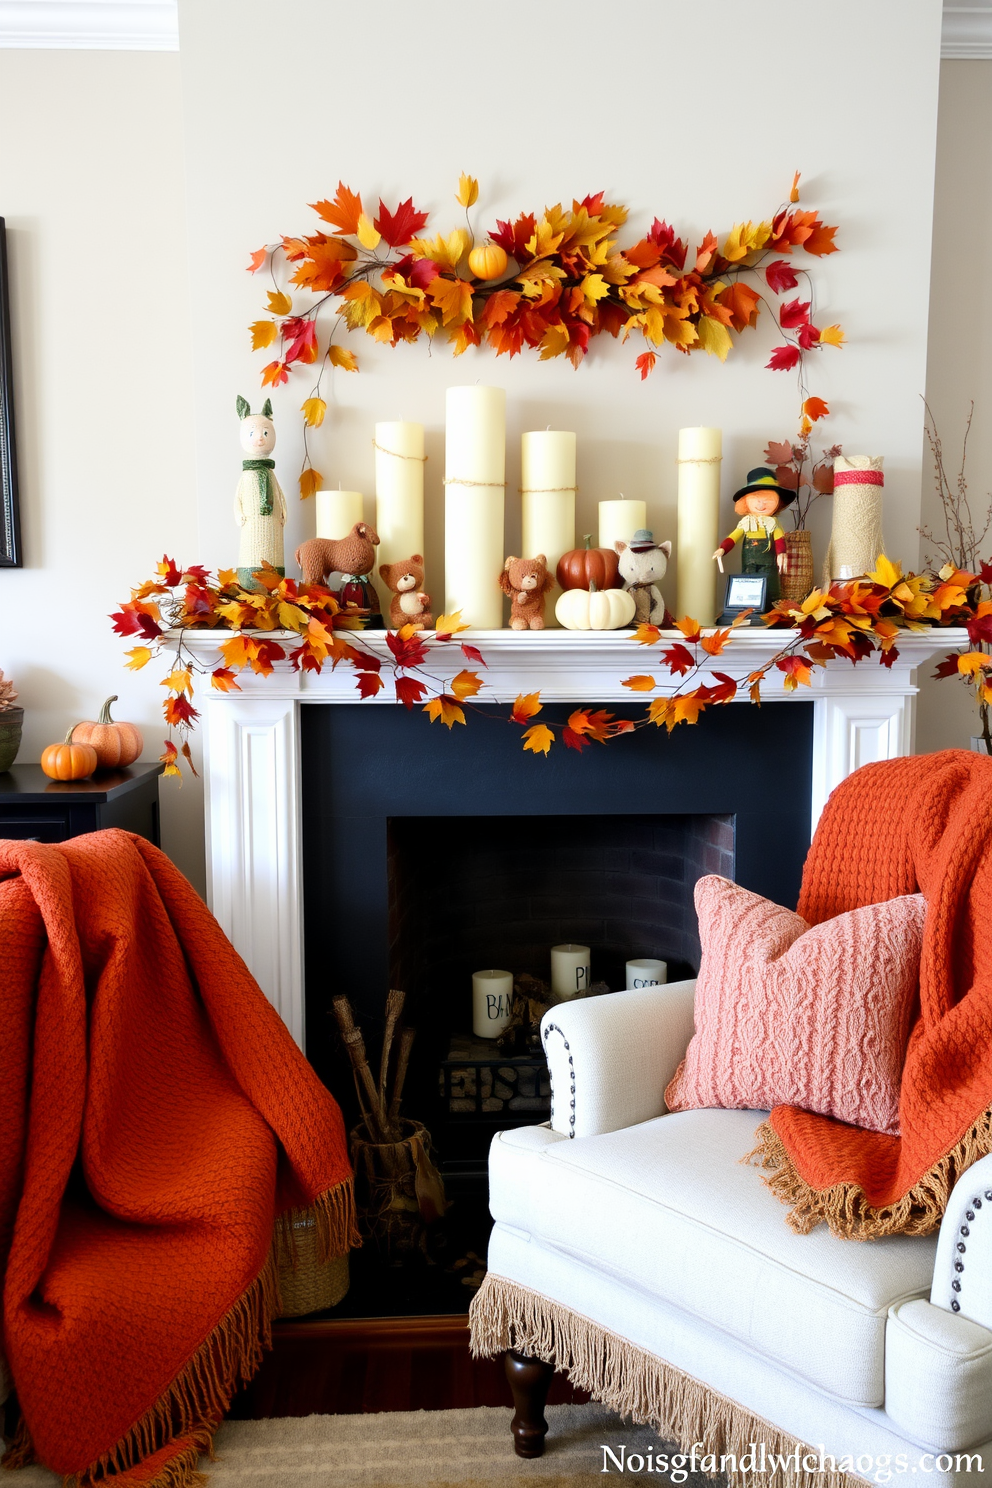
[248,172,843,498]
[113,555,985,778]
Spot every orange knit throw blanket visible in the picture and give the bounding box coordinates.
[0,831,357,1486]
[751,749,992,1240]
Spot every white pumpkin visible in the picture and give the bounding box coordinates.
[555,584,636,631]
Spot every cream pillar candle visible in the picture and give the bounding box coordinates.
[315,489,364,540]
[472,969,513,1039]
[598,498,647,552]
[551,943,590,999]
[677,427,722,625]
[521,430,576,630]
[625,958,668,990]
[444,385,506,629]
[374,421,426,616]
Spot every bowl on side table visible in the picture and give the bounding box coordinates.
[0,706,23,773]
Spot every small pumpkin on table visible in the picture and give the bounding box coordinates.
[41,730,98,782]
[71,696,144,770]
[554,535,635,630]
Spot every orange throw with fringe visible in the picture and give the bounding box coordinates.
[0,831,357,1485]
[750,749,992,1240]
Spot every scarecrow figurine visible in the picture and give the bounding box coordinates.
[712,467,795,604]
[235,395,287,592]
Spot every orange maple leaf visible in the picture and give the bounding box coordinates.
[299,468,322,501]
[210,667,242,693]
[675,616,701,643]
[522,724,555,756]
[819,324,845,347]
[423,696,466,728]
[247,246,267,273]
[789,171,801,204]
[429,276,474,327]
[311,184,364,236]
[567,708,614,742]
[632,623,662,645]
[802,396,829,422]
[450,668,483,701]
[622,674,657,691]
[700,628,730,657]
[648,697,676,730]
[261,361,288,388]
[511,692,542,724]
[329,345,359,372]
[673,694,704,725]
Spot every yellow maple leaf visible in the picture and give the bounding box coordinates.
[356,213,381,250]
[301,397,326,428]
[423,696,466,728]
[511,692,542,723]
[456,174,479,208]
[790,170,801,203]
[450,669,483,701]
[249,319,278,350]
[428,275,473,326]
[696,315,733,362]
[434,611,470,638]
[958,652,990,677]
[125,646,153,670]
[412,230,470,272]
[648,697,675,729]
[538,324,570,361]
[329,344,358,372]
[217,568,238,588]
[300,467,322,500]
[277,601,304,631]
[983,683,992,706]
[820,324,845,347]
[266,290,292,316]
[340,281,383,329]
[220,635,252,669]
[161,666,193,695]
[868,554,903,589]
[622,674,657,691]
[580,272,610,305]
[721,220,772,263]
[749,680,762,705]
[522,723,555,756]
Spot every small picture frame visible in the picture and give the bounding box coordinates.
[0,219,22,568]
[718,573,767,624]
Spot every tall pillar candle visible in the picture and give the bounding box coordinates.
[598,498,647,552]
[444,386,506,629]
[374,420,426,616]
[521,430,576,629]
[676,427,722,625]
[315,490,364,540]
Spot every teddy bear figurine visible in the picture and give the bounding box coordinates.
[499,555,555,630]
[615,529,672,625]
[379,554,433,631]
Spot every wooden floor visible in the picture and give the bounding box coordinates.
[228,1315,588,1418]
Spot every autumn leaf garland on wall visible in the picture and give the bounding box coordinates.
[248,172,843,498]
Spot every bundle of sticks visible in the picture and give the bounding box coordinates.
[332,989,414,1144]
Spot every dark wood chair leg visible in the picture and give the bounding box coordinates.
[505,1348,554,1458]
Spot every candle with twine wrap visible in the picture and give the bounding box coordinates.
[374,421,426,618]
[444,386,506,628]
[677,427,722,625]
[521,430,576,630]
[823,456,885,583]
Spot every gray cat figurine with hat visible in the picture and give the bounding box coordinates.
[615,529,672,625]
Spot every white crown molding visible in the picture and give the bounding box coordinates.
[0,1,177,50]
[943,4,992,58]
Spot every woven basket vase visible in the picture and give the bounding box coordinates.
[780,529,815,604]
[276,1213,349,1317]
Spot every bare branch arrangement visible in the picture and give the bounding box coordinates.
[920,401,992,572]
[332,989,413,1143]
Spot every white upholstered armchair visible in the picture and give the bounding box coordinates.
[469,981,992,1484]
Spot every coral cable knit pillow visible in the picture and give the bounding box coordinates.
[664,876,926,1136]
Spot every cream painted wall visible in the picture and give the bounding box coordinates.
[0,49,205,890]
[179,0,942,636]
[916,59,992,753]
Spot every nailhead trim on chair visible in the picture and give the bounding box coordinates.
[948,1189,992,1313]
[542,1023,576,1139]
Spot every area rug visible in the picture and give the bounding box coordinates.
[3,1404,714,1486]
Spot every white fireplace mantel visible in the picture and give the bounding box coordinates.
[180,626,968,1046]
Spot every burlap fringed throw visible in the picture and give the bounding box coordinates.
[0,832,358,1487]
[469,1274,865,1488]
[747,749,992,1239]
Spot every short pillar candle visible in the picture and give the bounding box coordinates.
[472,969,513,1039]
[626,958,668,990]
[598,498,647,552]
[551,943,591,999]
[316,490,364,540]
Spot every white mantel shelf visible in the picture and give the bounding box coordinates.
[181,626,968,1048]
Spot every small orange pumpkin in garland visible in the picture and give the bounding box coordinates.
[71,696,144,770]
[41,729,98,782]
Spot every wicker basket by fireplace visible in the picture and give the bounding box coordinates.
[350,1117,447,1260]
[276,1211,350,1316]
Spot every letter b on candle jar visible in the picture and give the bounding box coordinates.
[473,968,513,1039]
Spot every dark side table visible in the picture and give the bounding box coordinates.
[0,763,162,845]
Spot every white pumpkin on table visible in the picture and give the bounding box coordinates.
[555,581,636,631]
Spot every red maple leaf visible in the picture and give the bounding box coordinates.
[779,299,810,329]
[766,345,801,372]
[797,322,821,350]
[158,555,182,586]
[979,560,992,585]
[164,695,199,727]
[696,673,737,703]
[662,643,696,677]
[390,252,440,291]
[562,726,588,753]
[461,643,487,667]
[282,317,318,364]
[355,670,384,699]
[764,260,799,295]
[375,197,429,248]
[879,645,900,669]
[932,654,961,680]
[395,676,428,710]
[385,630,429,669]
[635,351,657,380]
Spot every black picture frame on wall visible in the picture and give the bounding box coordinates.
[0,219,21,567]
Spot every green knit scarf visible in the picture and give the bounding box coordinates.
[242,458,276,517]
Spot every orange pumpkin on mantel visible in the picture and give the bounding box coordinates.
[556,534,622,593]
[467,241,508,281]
[72,696,143,770]
[41,729,98,782]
